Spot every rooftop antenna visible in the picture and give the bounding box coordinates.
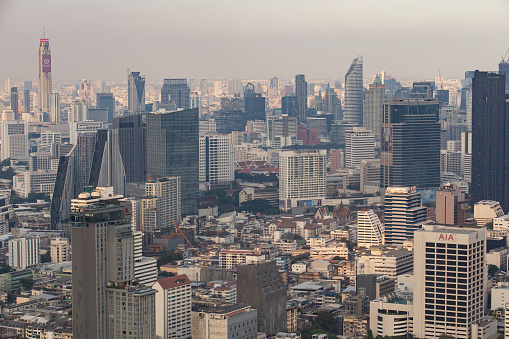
[502,47,509,62]
[43,27,45,39]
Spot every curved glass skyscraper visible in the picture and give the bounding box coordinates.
[344,55,363,125]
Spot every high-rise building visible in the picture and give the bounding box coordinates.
[323,84,341,122]
[199,132,234,189]
[344,56,363,125]
[237,261,287,336]
[50,237,70,263]
[267,115,298,144]
[0,194,15,236]
[363,76,385,140]
[112,114,146,183]
[23,89,30,113]
[146,108,199,215]
[471,71,509,212]
[133,231,157,287]
[190,91,202,117]
[357,209,384,248]
[96,93,115,123]
[38,37,52,116]
[8,235,40,269]
[192,304,258,339]
[24,81,32,92]
[413,225,487,339]
[153,275,192,339]
[71,188,156,339]
[244,83,266,121]
[144,176,181,228]
[436,183,471,226]
[68,98,88,123]
[0,120,29,161]
[49,92,60,123]
[161,79,190,110]
[345,127,375,168]
[381,98,441,189]
[384,186,427,245]
[499,60,509,93]
[128,70,146,114]
[10,87,18,120]
[270,77,279,90]
[279,149,326,211]
[69,121,103,145]
[295,74,307,123]
[282,95,298,118]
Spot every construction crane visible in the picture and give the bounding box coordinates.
[151,208,209,269]
[502,47,509,62]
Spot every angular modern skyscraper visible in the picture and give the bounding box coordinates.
[161,79,190,110]
[295,74,307,123]
[128,70,146,114]
[344,56,363,125]
[381,98,441,189]
[471,70,509,212]
[282,94,298,118]
[363,75,385,140]
[499,60,509,93]
[96,93,115,123]
[10,87,18,119]
[38,37,52,116]
[112,113,146,183]
[146,108,199,215]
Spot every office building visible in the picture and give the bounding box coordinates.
[360,159,380,193]
[474,200,504,227]
[8,235,40,269]
[50,237,70,263]
[363,76,385,140]
[499,60,509,93]
[38,37,52,115]
[411,81,434,98]
[381,98,441,189]
[145,176,181,228]
[0,194,15,236]
[146,108,199,215]
[267,115,297,145]
[96,93,114,123]
[384,186,427,245]
[279,149,326,211]
[244,83,266,121]
[78,79,92,100]
[357,248,414,278]
[49,92,60,123]
[10,87,18,120]
[133,231,157,287]
[345,127,375,168]
[436,183,471,226]
[112,114,146,183]
[23,89,30,113]
[357,209,384,248]
[190,91,202,117]
[199,132,234,189]
[71,188,156,339]
[471,71,509,212]
[357,274,395,300]
[323,84,341,121]
[12,170,57,198]
[69,121,103,145]
[282,95,298,118]
[295,74,307,122]
[0,120,28,160]
[39,131,61,153]
[68,98,88,123]
[344,56,363,125]
[237,261,287,336]
[153,275,192,339]
[414,225,491,339]
[192,304,258,339]
[161,79,190,110]
[128,70,146,114]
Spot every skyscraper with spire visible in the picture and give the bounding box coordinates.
[344,56,363,125]
[38,34,52,118]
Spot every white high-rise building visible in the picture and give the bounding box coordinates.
[357,209,384,248]
[474,200,504,227]
[0,120,29,161]
[8,235,40,269]
[69,121,104,145]
[279,149,326,211]
[133,231,157,287]
[68,98,88,123]
[39,131,61,153]
[145,177,181,229]
[153,274,192,339]
[50,92,60,123]
[345,127,375,168]
[199,132,234,189]
[50,237,70,263]
[414,225,491,339]
[344,56,363,125]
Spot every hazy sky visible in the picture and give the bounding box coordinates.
[1,0,508,82]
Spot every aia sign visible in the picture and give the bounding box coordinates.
[438,234,454,241]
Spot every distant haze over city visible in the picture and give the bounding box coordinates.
[1,0,508,81]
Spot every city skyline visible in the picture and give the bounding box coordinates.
[0,0,508,81]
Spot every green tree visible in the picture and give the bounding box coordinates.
[488,264,499,276]
[41,252,51,263]
[157,251,183,268]
[20,277,34,291]
[314,311,337,334]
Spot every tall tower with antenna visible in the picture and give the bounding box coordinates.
[38,30,52,119]
[499,47,509,93]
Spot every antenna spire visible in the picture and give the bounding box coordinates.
[43,27,46,39]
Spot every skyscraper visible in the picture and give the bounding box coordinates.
[50,92,60,123]
[161,79,190,110]
[323,84,341,122]
[128,70,146,114]
[413,225,487,339]
[295,74,307,123]
[112,114,146,183]
[345,127,375,168]
[96,93,115,123]
[282,95,298,117]
[71,188,156,339]
[499,60,509,93]
[357,209,384,248]
[244,83,266,121]
[146,108,199,215]
[199,132,234,189]
[38,37,52,116]
[384,186,427,245]
[363,75,385,140]
[0,120,29,161]
[23,89,30,113]
[145,176,181,228]
[381,98,441,189]
[10,87,18,120]
[344,55,363,125]
[471,71,509,212]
